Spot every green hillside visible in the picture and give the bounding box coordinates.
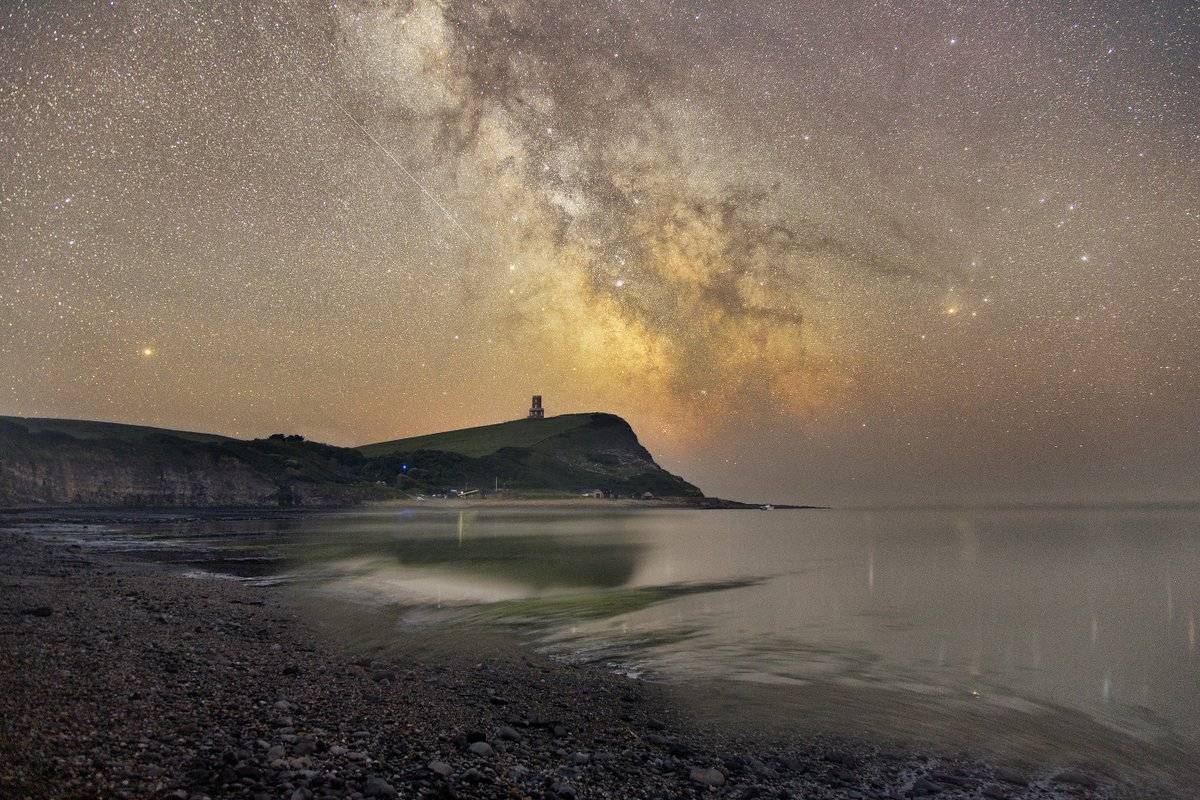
[0,415,231,444]
[358,413,595,458]
[356,412,704,498]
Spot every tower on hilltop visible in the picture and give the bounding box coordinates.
[528,395,544,419]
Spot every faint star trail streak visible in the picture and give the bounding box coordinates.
[269,0,475,240]
[187,0,474,241]
[325,94,473,240]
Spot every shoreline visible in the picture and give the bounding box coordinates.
[0,524,1173,799]
[365,497,823,511]
[0,497,825,522]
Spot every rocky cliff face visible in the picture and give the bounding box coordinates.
[0,421,380,508]
[528,413,701,493]
[0,441,278,506]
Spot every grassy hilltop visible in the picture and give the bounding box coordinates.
[359,414,593,459]
[0,416,230,444]
[357,413,702,499]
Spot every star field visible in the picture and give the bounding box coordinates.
[1,0,1196,504]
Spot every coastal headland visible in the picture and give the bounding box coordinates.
[0,412,791,510]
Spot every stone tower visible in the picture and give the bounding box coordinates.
[528,395,544,419]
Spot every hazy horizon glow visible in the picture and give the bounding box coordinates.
[1,0,1196,505]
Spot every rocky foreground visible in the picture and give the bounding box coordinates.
[0,526,1149,800]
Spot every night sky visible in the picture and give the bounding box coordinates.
[1,1,1196,505]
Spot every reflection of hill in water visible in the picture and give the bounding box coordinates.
[295,514,650,592]
[370,535,646,591]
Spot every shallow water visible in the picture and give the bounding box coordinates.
[35,505,1200,782]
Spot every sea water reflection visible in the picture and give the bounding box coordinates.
[45,505,1200,781]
